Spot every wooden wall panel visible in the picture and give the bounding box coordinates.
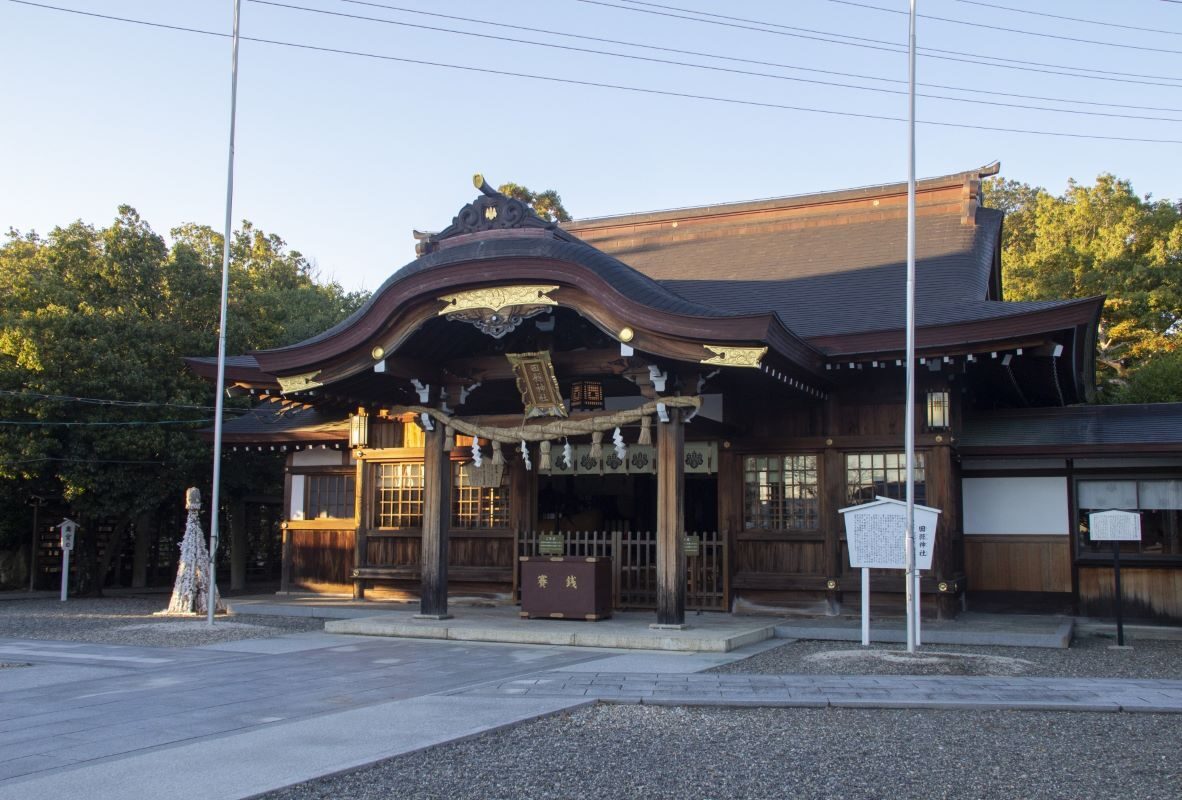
[1079,566,1182,620]
[367,535,420,567]
[734,541,826,575]
[964,535,1071,593]
[449,534,515,568]
[290,529,354,590]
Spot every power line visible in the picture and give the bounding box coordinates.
[0,388,246,413]
[587,0,1182,86]
[252,1,1182,122]
[0,457,168,466]
[0,418,216,426]
[953,0,1182,37]
[830,0,1182,54]
[331,0,1182,113]
[9,1,1182,144]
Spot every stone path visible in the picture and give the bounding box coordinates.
[453,670,1182,712]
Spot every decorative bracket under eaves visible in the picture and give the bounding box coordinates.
[276,371,323,393]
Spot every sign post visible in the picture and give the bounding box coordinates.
[1088,510,1141,647]
[56,518,77,603]
[840,497,941,647]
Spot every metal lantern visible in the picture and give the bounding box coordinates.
[926,390,950,431]
[349,409,369,448]
[569,379,605,412]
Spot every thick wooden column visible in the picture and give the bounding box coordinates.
[419,420,452,619]
[352,455,368,600]
[655,408,686,627]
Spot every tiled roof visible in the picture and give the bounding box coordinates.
[960,404,1182,451]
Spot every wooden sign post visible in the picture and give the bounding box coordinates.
[840,497,941,646]
[56,518,77,603]
[1088,510,1142,647]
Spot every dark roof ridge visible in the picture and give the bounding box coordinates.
[564,163,1000,230]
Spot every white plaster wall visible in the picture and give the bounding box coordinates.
[289,475,306,520]
[963,476,1069,535]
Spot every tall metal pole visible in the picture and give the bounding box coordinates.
[209,0,244,626]
[904,0,918,653]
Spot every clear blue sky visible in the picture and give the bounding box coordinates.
[3,0,1181,293]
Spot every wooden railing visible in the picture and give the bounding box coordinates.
[517,529,728,611]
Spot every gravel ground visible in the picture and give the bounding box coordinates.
[706,637,1182,679]
[262,704,1182,800]
[0,596,323,647]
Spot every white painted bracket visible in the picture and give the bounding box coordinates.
[411,379,431,404]
[648,365,668,393]
[656,402,669,423]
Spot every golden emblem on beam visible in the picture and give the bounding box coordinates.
[438,285,559,339]
[700,345,768,368]
[276,371,323,393]
[506,351,568,419]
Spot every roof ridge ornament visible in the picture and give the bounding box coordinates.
[416,174,577,256]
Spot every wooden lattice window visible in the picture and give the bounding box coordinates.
[743,455,818,530]
[451,463,511,529]
[304,473,356,519]
[373,462,424,528]
[845,452,926,506]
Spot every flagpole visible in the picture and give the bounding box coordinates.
[209,0,243,626]
[904,0,918,653]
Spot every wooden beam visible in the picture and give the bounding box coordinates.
[419,418,452,618]
[656,406,686,626]
[444,348,631,382]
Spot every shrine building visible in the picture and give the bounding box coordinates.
[187,164,1182,624]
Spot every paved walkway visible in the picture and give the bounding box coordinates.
[453,670,1182,712]
[3,630,1181,800]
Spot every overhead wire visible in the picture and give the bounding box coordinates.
[829,0,1182,54]
[330,0,1182,113]
[586,0,1182,86]
[0,388,248,413]
[952,0,1182,36]
[6,1,1182,144]
[250,1,1182,123]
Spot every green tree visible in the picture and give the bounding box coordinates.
[497,182,573,223]
[0,209,368,591]
[985,174,1182,400]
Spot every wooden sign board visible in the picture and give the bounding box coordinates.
[1088,510,1142,542]
[839,497,941,570]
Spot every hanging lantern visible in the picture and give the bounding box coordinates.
[569,379,605,411]
[926,390,950,430]
[348,409,369,448]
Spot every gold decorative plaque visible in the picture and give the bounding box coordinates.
[506,351,568,419]
[276,371,323,393]
[700,345,768,368]
[437,285,559,317]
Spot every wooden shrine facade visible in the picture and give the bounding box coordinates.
[189,166,1182,622]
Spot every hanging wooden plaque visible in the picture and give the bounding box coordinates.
[506,351,568,418]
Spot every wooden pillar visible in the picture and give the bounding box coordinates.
[419,420,452,619]
[822,446,846,614]
[230,498,248,592]
[655,407,686,627]
[352,455,368,600]
[926,443,959,619]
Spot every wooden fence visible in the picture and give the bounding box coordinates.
[517,529,728,611]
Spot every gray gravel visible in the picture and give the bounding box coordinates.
[261,704,1182,800]
[0,595,323,646]
[707,637,1182,679]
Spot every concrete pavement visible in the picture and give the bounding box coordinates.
[2,627,1181,800]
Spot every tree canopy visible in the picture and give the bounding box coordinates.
[985,174,1182,402]
[0,208,366,587]
[497,182,572,223]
